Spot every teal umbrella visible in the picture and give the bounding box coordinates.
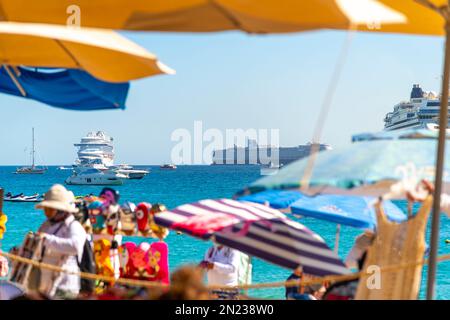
[237,129,450,199]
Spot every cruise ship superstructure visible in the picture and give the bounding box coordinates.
[384,84,448,131]
[66,131,148,185]
[74,131,115,168]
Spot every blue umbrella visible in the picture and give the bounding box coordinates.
[238,190,304,210]
[237,129,450,199]
[239,190,406,230]
[290,194,406,230]
[0,66,129,110]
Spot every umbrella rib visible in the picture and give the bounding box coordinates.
[3,64,26,97]
[209,0,250,33]
[415,0,449,18]
[0,3,7,21]
[55,39,82,69]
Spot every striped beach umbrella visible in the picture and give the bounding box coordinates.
[154,198,349,276]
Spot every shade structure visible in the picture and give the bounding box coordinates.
[154,198,349,276]
[0,66,129,110]
[0,22,174,82]
[238,190,406,229]
[290,194,406,229]
[238,129,450,198]
[238,190,304,210]
[0,0,408,33]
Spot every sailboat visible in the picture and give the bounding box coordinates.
[15,128,47,174]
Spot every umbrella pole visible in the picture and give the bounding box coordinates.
[426,19,450,300]
[334,224,341,254]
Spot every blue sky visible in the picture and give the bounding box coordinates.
[0,30,444,165]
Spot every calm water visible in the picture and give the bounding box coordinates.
[1,165,450,299]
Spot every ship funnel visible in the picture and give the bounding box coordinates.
[410,84,424,99]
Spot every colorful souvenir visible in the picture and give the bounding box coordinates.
[150,203,169,239]
[99,188,120,206]
[105,204,121,235]
[88,200,106,233]
[93,238,115,278]
[0,213,7,239]
[135,202,152,234]
[146,241,169,284]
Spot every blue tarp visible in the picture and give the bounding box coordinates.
[0,66,129,110]
[290,194,407,229]
[238,190,304,209]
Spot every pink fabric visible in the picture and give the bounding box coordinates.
[119,241,169,284]
[172,213,241,237]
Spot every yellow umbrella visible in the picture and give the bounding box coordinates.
[0,22,174,82]
[0,0,406,33]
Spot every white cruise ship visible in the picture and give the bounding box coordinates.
[384,84,448,131]
[66,131,148,185]
[74,131,115,167]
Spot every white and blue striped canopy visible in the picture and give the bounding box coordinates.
[154,199,349,276]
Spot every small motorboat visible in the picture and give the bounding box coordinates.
[4,192,42,202]
[57,166,72,170]
[160,164,177,170]
[260,162,283,176]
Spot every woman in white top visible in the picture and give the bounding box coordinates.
[35,184,87,299]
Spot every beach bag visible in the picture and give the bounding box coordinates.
[77,239,96,293]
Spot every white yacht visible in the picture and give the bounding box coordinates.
[65,168,126,185]
[109,164,150,180]
[384,84,449,131]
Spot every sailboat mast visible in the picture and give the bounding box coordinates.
[32,127,35,169]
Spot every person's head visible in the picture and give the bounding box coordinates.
[158,265,209,300]
[35,184,78,219]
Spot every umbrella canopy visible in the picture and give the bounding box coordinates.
[290,194,406,229]
[0,0,407,33]
[239,129,450,199]
[238,190,303,209]
[0,22,174,82]
[0,66,129,110]
[238,190,406,229]
[154,198,349,276]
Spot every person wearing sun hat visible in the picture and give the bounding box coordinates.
[34,184,87,299]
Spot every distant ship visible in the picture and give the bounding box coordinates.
[211,139,331,166]
[384,84,448,131]
[160,164,177,170]
[66,131,148,185]
[15,128,47,174]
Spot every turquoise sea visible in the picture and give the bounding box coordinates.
[1,165,450,299]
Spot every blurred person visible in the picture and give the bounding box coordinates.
[285,268,325,300]
[200,245,241,299]
[323,252,367,300]
[34,184,87,299]
[158,265,209,300]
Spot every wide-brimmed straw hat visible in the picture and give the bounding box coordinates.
[35,184,78,213]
